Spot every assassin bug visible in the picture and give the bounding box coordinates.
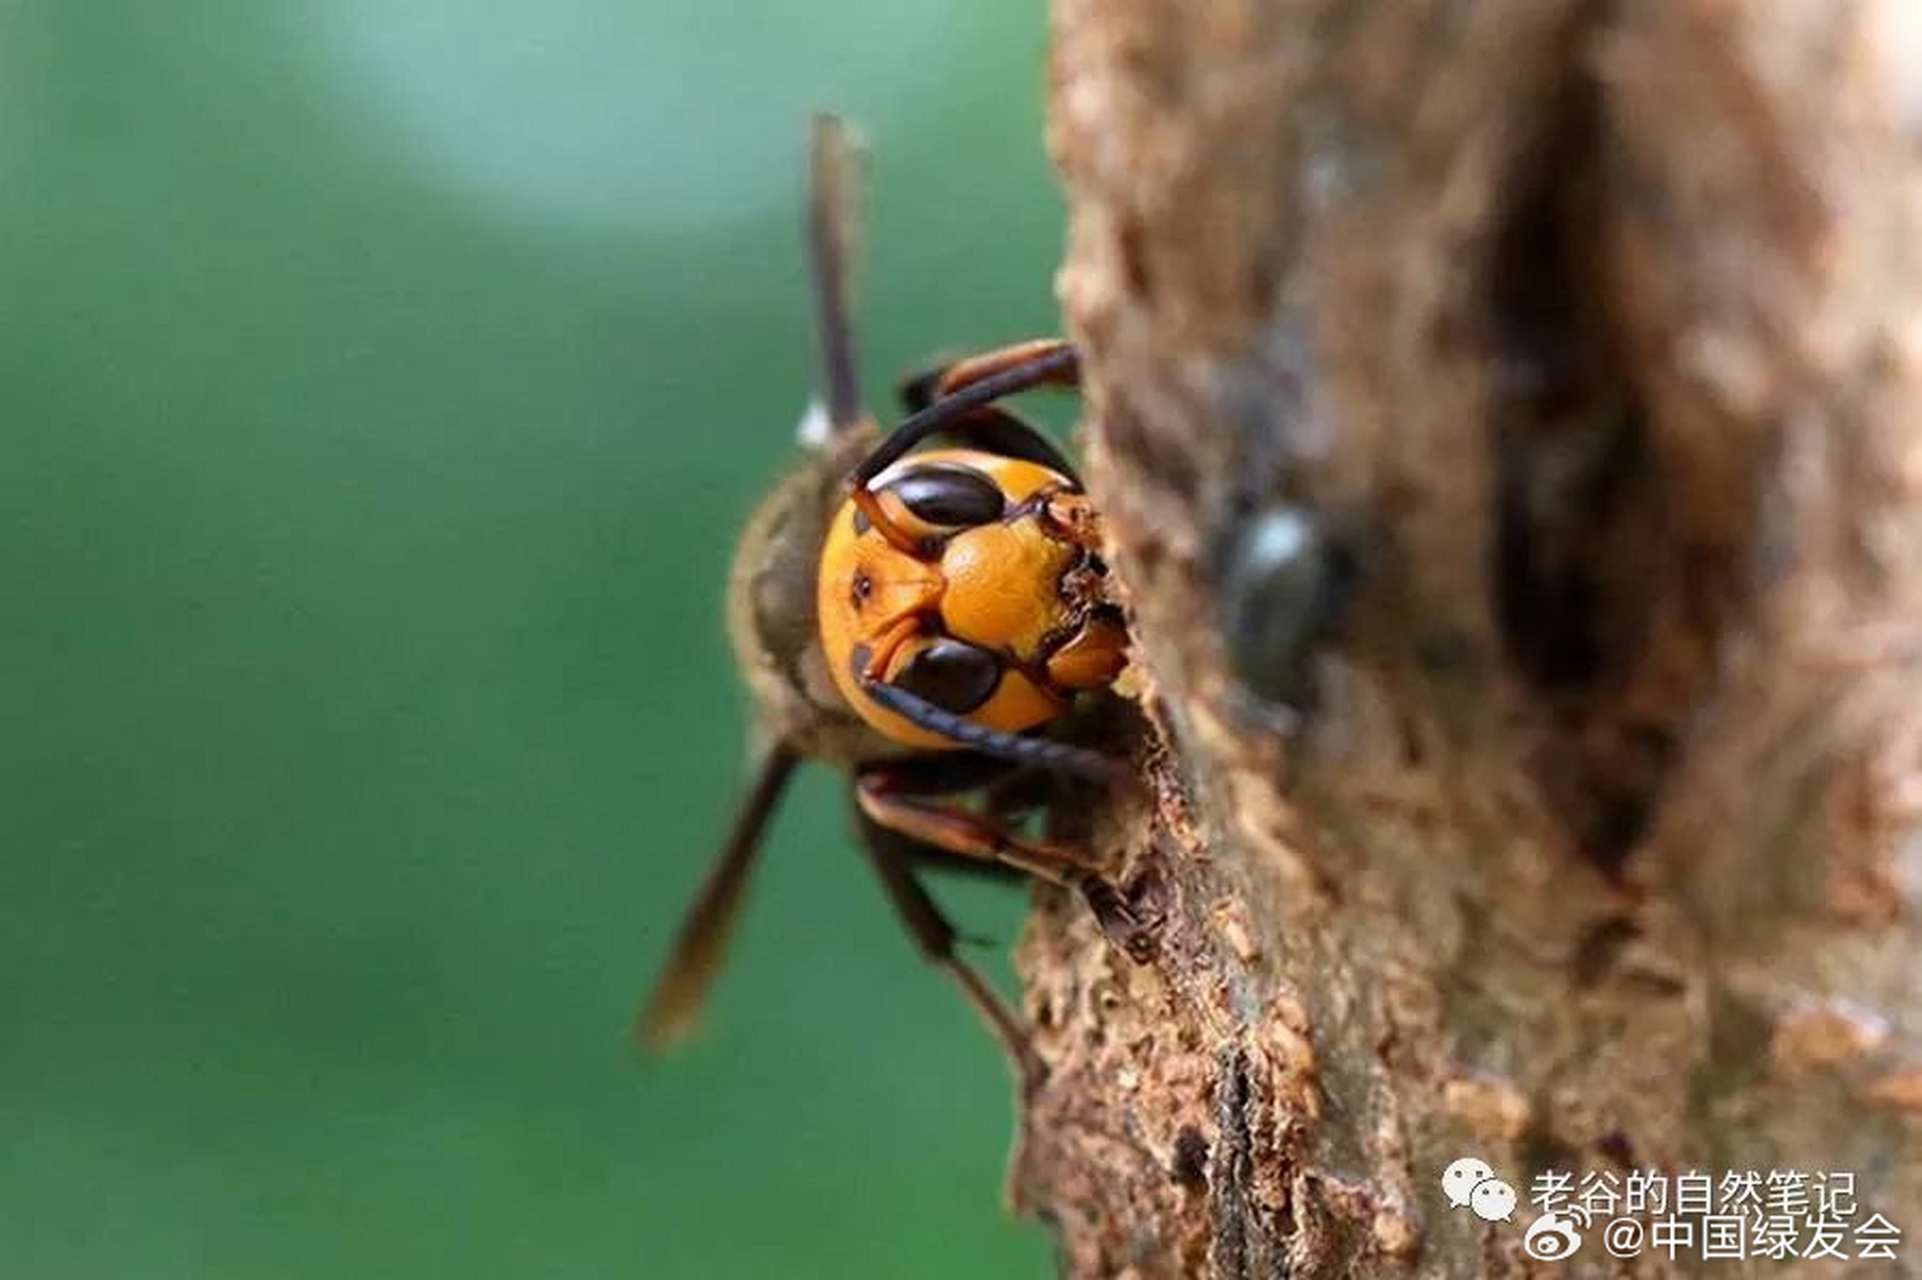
[638,116,1148,1073]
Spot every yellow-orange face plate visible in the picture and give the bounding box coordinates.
[816,448,1080,750]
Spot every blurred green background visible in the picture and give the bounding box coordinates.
[1,2,1065,1276]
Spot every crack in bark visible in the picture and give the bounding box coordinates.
[1024,0,1922,1274]
[1209,1049,1266,1279]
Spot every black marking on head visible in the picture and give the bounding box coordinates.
[880,462,1007,529]
[892,638,1003,714]
[851,505,872,536]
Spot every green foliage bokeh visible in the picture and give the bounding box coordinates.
[1,3,1064,1275]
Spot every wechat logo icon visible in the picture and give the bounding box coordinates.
[1441,1156,1517,1222]
[1443,1155,1585,1257]
[1439,1156,1524,1225]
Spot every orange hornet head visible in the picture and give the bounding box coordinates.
[816,447,1127,751]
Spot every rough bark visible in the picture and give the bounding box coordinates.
[1013,1,1922,1275]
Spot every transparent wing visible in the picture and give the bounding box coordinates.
[807,112,867,436]
[636,742,800,1051]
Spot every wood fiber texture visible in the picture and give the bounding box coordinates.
[1017,1,1922,1274]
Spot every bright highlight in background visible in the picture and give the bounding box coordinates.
[311,0,957,233]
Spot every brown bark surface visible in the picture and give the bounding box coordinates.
[1013,1,1922,1275]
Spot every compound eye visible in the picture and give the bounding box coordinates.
[880,463,1006,531]
[892,637,1003,714]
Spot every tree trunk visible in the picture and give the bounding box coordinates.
[1014,1,1922,1275]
